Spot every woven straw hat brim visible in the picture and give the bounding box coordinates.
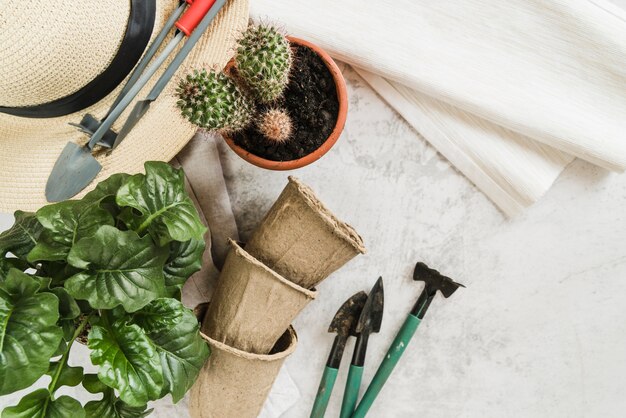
[0,0,248,212]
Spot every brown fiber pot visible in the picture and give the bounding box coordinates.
[202,239,317,354]
[246,176,366,289]
[223,36,348,170]
[189,327,298,418]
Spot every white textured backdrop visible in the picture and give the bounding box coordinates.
[2,67,626,417]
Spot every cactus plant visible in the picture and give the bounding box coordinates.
[236,24,293,103]
[258,108,293,143]
[177,69,253,132]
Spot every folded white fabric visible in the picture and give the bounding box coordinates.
[253,0,626,171]
[355,70,574,216]
[252,0,626,215]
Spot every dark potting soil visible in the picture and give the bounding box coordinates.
[232,44,339,161]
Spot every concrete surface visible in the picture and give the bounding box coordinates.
[1,65,626,417]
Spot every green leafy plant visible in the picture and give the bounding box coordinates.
[177,69,253,133]
[235,24,293,103]
[0,162,210,417]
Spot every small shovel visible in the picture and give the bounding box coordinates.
[46,0,224,202]
[310,291,367,418]
[351,262,465,417]
[73,0,193,148]
[340,277,384,418]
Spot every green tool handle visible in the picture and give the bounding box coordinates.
[352,314,421,418]
[310,366,338,418]
[340,365,363,418]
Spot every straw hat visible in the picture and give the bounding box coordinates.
[0,0,248,212]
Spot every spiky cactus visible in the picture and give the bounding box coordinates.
[236,24,293,103]
[177,69,253,132]
[258,108,293,143]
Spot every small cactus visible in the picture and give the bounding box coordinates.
[177,69,253,132]
[236,24,293,103]
[258,108,293,143]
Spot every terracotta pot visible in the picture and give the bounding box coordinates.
[223,36,348,170]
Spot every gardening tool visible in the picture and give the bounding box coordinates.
[339,277,384,418]
[73,0,193,149]
[351,262,465,417]
[45,0,225,202]
[310,291,367,418]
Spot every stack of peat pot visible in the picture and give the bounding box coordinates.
[190,177,366,418]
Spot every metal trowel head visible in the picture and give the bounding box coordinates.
[45,142,102,202]
[355,277,385,334]
[413,262,465,298]
[329,291,368,337]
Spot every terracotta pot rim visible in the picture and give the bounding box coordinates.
[223,36,348,170]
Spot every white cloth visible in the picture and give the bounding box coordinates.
[355,70,574,216]
[252,0,626,214]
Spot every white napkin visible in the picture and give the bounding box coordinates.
[252,0,626,213]
[354,70,574,216]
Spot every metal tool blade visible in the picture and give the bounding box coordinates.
[114,0,227,146]
[107,1,188,115]
[413,262,465,297]
[355,277,385,334]
[45,142,102,202]
[329,291,368,337]
[72,1,189,148]
[45,32,184,202]
[46,0,227,202]
[112,100,152,147]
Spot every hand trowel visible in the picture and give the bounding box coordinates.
[351,263,464,417]
[46,0,225,202]
[310,291,367,418]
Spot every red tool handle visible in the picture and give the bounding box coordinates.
[176,0,217,36]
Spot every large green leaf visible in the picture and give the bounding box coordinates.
[116,162,206,246]
[84,390,152,418]
[83,173,130,204]
[1,389,85,418]
[29,276,80,320]
[163,238,205,297]
[0,211,43,259]
[28,201,114,262]
[83,374,151,418]
[83,174,131,221]
[47,361,84,388]
[48,287,81,320]
[133,298,210,402]
[65,226,168,312]
[36,261,81,286]
[88,319,164,406]
[0,258,27,279]
[0,270,62,395]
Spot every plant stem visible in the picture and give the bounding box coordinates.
[48,314,92,396]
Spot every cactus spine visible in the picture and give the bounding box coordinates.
[177,69,253,132]
[258,109,293,143]
[235,24,293,103]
